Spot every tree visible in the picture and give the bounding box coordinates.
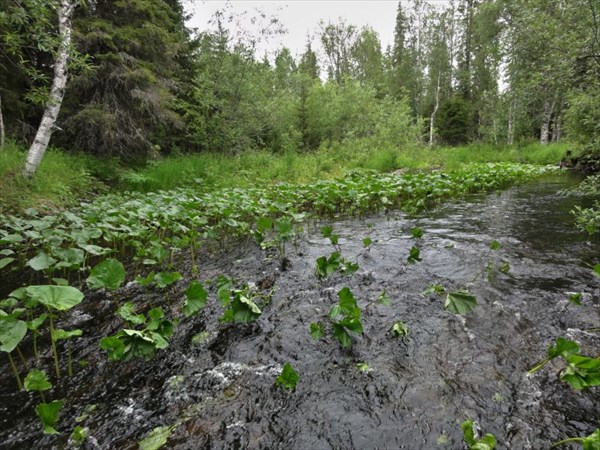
[24,0,77,177]
[319,20,356,83]
[351,26,385,95]
[57,0,195,158]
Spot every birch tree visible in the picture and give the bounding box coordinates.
[23,0,77,177]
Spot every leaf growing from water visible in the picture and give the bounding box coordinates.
[407,246,422,264]
[24,369,52,392]
[490,240,501,250]
[184,281,208,317]
[421,284,446,296]
[377,289,391,306]
[410,227,424,239]
[139,425,173,450]
[445,291,478,315]
[26,286,84,311]
[276,362,299,389]
[70,425,88,447]
[87,259,126,291]
[332,323,352,347]
[568,293,582,306]
[461,419,496,449]
[309,323,324,340]
[392,321,409,337]
[35,400,63,434]
[362,237,373,248]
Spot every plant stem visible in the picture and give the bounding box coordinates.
[49,310,60,378]
[528,357,551,375]
[549,437,583,448]
[7,352,23,390]
[33,331,39,360]
[67,343,73,377]
[16,346,27,366]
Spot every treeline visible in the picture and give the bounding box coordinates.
[1,0,599,161]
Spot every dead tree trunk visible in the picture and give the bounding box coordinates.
[23,0,76,177]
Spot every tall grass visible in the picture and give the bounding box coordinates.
[0,141,103,213]
[0,139,571,211]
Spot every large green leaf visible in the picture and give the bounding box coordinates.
[26,252,57,272]
[183,281,208,317]
[332,323,352,347]
[87,259,126,291]
[35,400,63,434]
[0,315,27,353]
[309,323,324,340]
[0,257,15,269]
[117,303,146,326]
[547,337,580,360]
[445,291,478,315]
[26,285,84,311]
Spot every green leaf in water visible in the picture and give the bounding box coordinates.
[445,291,478,315]
[184,281,208,317]
[357,362,371,373]
[392,321,409,337]
[568,292,583,306]
[69,425,87,447]
[410,227,424,239]
[87,259,126,291]
[309,323,324,340]
[421,284,446,296]
[24,369,52,392]
[593,264,600,277]
[547,337,580,360]
[489,240,501,250]
[332,323,352,347]
[407,246,422,264]
[362,237,373,248]
[35,400,63,434]
[377,289,391,306]
[139,425,173,450]
[275,362,299,389]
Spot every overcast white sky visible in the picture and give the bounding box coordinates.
[187,1,401,59]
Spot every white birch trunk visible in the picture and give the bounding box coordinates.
[23,0,76,177]
[540,99,555,145]
[0,93,5,150]
[429,73,440,147]
[507,99,515,146]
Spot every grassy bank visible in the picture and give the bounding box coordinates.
[0,140,570,213]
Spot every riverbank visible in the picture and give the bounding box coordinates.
[1,141,569,213]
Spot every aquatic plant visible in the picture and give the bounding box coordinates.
[311,287,363,348]
[528,337,600,389]
[100,305,174,361]
[24,369,63,434]
[275,362,299,389]
[461,418,496,449]
[550,429,600,449]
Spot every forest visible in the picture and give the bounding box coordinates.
[0,1,599,449]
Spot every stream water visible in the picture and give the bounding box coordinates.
[0,175,598,449]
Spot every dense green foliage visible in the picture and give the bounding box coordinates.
[1,0,598,166]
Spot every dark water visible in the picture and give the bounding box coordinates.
[1,175,598,449]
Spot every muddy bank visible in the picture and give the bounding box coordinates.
[0,175,598,449]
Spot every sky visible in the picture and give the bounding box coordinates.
[186,1,401,59]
